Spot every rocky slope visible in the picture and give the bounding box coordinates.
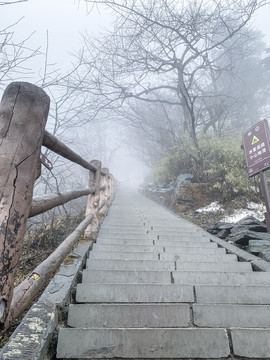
[140,174,270,262]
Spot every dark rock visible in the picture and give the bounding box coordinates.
[259,251,270,261]
[216,229,231,239]
[176,193,194,205]
[237,216,266,228]
[207,222,234,233]
[176,173,193,182]
[247,240,270,254]
[230,224,267,235]
[175,174,200,188]
[207,229,219,235]
[229,230,270,246]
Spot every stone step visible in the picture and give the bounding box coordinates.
[89,249,228,260]
[154,238,212,245]
[96,237,211,245]
[82,268,270,285]
[76,284,194,303]
[91,249,236,263]
[56,328,230,359]
[193,304,270,327]
[101,224,146,229]
[161,242,218,249]
[92,243,163,252]
[156,234,211,241]
[86,259,175,270]
[92,242,218,252]
[96,238,154,246]
[231,329,270,358]
[161,253,237,262]
[147,221,195,226]
[89,251,158,260]
[99,229,147,235]
[67,304,190,328]
[82,269,171,284]
[102,220,141,225]
[148,224,197,229]
[150,230,205,236]
[165,247,226,254]
[196,285,270,304]
[147,225,202,230]
[98,233,147,239]
[173,270,270,285]
[176,261,252,272]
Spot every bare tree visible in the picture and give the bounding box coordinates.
[115,99,184,166]
[77,0,268,144]
[0,1,28,5]
[0,20,40,90]
[197,28,269,136]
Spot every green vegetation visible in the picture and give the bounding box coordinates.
[153,133,261,202]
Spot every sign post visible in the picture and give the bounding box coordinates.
[243,119,270,232]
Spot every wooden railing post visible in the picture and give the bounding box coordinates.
[0,82,50,329]
[108,173,116,205]
[98,168,109,216]
[85,160,102,239]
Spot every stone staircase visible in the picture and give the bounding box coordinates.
[56,188,270,359]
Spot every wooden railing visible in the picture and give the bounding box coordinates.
[0,82,116,331]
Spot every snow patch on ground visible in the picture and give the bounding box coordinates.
[196,201,266,223]
[196,202,224,213]
[221,202,266,223]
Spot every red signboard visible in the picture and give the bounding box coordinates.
[242,120,270,177]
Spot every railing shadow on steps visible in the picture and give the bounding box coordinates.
[0,82,116,333]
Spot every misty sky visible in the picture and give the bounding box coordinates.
[1,0,112,74]
[1,0,270,184]
[2,0,270,76]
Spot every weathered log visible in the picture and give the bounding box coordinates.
[85,160,102,238]
[0,82,50,329]
[29,187,95,218]
[43,131,105,175]
[5,214,93,330]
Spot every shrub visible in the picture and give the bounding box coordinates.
[152,132,260,202]
[199,133,258,202]
[152,138,197,183]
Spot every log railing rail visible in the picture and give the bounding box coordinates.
[0,82,116,331]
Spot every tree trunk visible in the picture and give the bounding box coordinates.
[0,82,50,329]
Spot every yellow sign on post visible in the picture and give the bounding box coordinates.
[251,135,260,145]
[243,119,270,233]
[243,119,270,177]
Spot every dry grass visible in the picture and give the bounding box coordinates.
[0,212,84,349]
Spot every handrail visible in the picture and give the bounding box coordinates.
[9,214,94,325]
[29,187,95,218]
[43,131,106,174]
[0,82,116,332]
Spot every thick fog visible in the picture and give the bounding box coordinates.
[1,0,270,188]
